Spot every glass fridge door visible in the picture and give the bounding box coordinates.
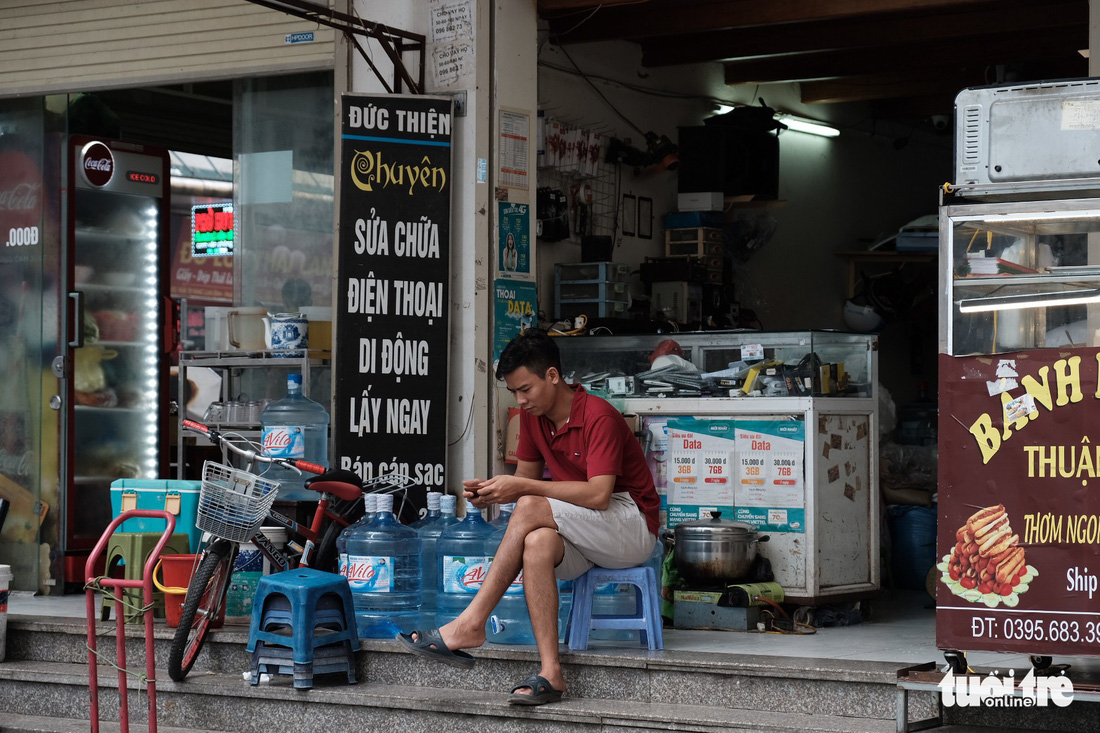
[67,146,166,550]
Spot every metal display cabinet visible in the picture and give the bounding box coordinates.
[554,330,879,606]
[176,350,331,479]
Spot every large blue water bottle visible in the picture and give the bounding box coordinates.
[259,373,330,500]
[489,502,515,527]
[418,493,458,628]
[435,503,494,628]
[484,506,533,644]
[337,493,421,639]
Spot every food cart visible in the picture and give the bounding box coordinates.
[937,79,1100,670]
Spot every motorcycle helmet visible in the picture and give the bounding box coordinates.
[843,299,885,332]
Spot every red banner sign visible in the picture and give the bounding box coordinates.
[938,349,1100,656]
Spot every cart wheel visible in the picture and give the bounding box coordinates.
[1029,655,1052,671]
[792,606,815,626]
[944,650,967,674]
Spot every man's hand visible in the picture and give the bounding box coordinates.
[462,475,529,508]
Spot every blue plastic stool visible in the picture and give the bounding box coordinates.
[566,565,663,651]
[246,568,358,688]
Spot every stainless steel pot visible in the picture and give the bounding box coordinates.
[673,511,769,583]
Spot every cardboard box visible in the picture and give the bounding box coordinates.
[677,191,724,211]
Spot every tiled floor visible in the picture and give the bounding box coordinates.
[14,587,1098,674]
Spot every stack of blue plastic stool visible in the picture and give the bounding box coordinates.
[566,565,663,651]
[246,567,358,689]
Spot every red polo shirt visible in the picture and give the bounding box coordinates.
[515,385,661,536]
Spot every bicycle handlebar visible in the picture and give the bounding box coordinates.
[181,419,326,476]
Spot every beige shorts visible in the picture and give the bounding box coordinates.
[548,492,656,580]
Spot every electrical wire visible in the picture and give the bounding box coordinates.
[554,45,646,137]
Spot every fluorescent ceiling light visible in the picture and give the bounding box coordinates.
[778,114,840,138]
[958,289,1100,313]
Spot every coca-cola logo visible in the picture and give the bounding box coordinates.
[80,141,114,187]
[0,182,40,212]
[0,152,43,232]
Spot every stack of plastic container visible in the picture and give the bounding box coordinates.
[337,493,421,639]
[416,493,459,628]
[435,504,494,628]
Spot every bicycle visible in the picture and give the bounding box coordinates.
[166,418,414,682]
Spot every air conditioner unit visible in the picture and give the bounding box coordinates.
[954,79,1100,195]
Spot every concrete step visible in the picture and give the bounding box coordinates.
[1,712,228,733]
[0,658,898,733]
[6,615,920,721]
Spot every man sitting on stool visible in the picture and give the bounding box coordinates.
[397,329,660,705]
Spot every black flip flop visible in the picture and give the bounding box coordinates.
[395,628,477,669]
[508,674,564,706]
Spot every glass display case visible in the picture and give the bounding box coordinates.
[940,196,1100,356]
[552,330,879,605]
[554,330,876,404]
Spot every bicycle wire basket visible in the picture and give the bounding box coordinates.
[196,461,281,543]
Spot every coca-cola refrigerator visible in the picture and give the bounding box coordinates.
[57,137,172,584]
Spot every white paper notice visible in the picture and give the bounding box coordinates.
[433,42,472,88]
[430,0,473,43]
[498,110,530,190]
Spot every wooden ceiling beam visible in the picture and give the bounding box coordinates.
[722,27,1087,85]
[640,1,1084,67]
[545,0,1010,44]
[799,59,1088,104]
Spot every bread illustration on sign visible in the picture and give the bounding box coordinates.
[938,504,1037,608]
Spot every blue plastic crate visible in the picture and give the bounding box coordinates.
[110,479,202,551]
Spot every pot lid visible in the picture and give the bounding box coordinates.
[674,511,756,537]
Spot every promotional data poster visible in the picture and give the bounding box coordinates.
[938,349,1100,656]
[334,94,452,509]
[497,201,530,275]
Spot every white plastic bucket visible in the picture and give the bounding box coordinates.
[224,528,288,624]
[0,564,12,663]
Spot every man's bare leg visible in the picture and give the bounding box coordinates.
[512,525,567,696]
[433,495,559,651]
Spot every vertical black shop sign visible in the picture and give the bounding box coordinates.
[335,94,452,517]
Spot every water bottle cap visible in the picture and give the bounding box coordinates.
[287,374,303,388]
[376,493,394,512]
[440,494,457,513]
[426,492,441,510]
[364,493,378,512]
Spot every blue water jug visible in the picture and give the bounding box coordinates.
[259,373,330,500]
[411,491,443,531]
[337,493,421,639]
[435,504,494,628]
[417,493,459,628]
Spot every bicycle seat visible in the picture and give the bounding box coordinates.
[304,469,363,501]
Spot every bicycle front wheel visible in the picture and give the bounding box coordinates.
[167,539,235,682]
